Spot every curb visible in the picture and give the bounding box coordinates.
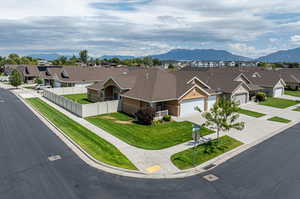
[17,95,152,178]
[10,87,300,179]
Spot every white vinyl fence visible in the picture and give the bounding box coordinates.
[45,87,87,95]
[43,88,120,118]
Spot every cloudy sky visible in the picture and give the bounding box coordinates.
[0,0,300,58]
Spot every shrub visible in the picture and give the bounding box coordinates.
[135,107,155,125]
[34,78,43,85]
[256,92,267,102]
[162,114,171,122]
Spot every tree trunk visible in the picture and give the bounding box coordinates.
[217,128,220,145]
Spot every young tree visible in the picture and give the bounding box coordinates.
[79,50,88,64]
[197,98,245,143]
[9,69,22,88]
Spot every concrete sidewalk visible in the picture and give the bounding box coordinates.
[4,82,300,178]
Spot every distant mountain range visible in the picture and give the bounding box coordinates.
[150,49,252,61]
[100,55,135,60]
[28,53,72,60]
[257,48,300,63]
[27,47,300,63]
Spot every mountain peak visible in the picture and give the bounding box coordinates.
[150,49,251,61]
[258,47,300,63]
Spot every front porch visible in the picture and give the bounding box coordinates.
[121,97,179,118]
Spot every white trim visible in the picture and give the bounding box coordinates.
[231,82,250,96]
[233,73,253,84]
[252,72,262,78]
[178,84,211,101]
[186,76,211,89]
[102,77,131,90]
[278,78,286,87]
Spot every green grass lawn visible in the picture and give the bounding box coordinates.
[293,107,300,112]
[26,98,137,170]
[238,108,266,118]
[24,86,35,90]
[267,116,291,123]
[86,112,215,150]
[62,93,92,104]
[171,136,243,170]
[259,97,300,109]
[285,90,300,97]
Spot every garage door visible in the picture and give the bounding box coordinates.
[274,87,284,97]
[232,93,247,105]
[207,96,217,110]
[180,98,204,116]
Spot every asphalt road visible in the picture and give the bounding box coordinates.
[1,87,300,199]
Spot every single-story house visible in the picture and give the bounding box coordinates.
[41,66,129,88]
[4,65,40,83]
[181,66,286,98]
[87,68,257,117]
[276,68,300,90]
[228,67,286,97]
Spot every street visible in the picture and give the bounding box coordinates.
[1,87,300,199]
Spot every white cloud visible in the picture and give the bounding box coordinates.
[290,35,300,44]
[228,43,279,58]
[0,0,300,57]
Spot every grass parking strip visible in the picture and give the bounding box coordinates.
[285,90,300,97]
[293,107,300,112]
[238,108,266,118]
[86,112,215,150]
[26,98,137,170]
[259,97,300,109]
[171,136,243,170]
[267,116,291,123]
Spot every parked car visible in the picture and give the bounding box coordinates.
[35,84,51,90]
[0,76,9,82]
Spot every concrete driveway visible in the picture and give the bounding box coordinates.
[178,101,300,145]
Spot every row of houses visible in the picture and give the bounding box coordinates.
[162,60,260,68]
[189,61,260,68]
[5,64,300,118]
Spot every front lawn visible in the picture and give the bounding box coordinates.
[171,136,243,170]
[26,98,137,170]
[238,108,266,118]
[259,97,300,109]
[86,112,215,150]
[267,116,291,123]
[63,93,92,104]
[285,90,300,97]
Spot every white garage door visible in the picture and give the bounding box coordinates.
[232,93,247,105]
[180,98,204,116]
[274,87,284,97]
[207,96,217,110]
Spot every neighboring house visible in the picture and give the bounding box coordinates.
[41,66,129,88]
[4,65,40,83]
[180,66,286,99]
[38,60,52,66]
[231,67,286,97]
[22,65,40,83]
[276,68,300,90]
